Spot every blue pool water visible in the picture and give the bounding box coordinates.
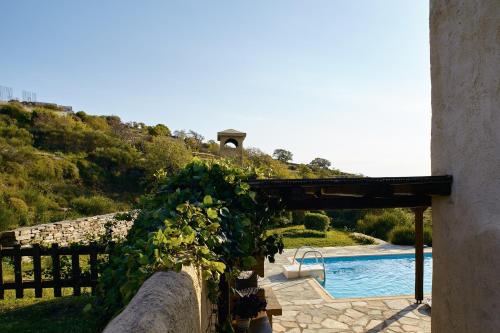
[302,253,432,298]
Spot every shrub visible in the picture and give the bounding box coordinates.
[424,227,432,246]
[291,211,306,225]
[349,233,376,245]
[282,229,326,238]
[97,160,284,323]
[328,209,368,230]
[70,196,117,215]
[389,225,414,245]
[143,136,192,178]
[389,225,432,246]
[0,103,31,125]
[356,209,411,241]
[9,197,29,214]
[0,201,18,231]
[304,213,330,231]
[271,211,293,227]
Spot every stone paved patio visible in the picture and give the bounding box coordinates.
[260,245,432,333]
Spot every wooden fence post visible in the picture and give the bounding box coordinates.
[71,250,81,296]
[89,243,98,295]
[51,243,62,297]
[0,245,4,300]
[33,244,43,298]
[13,244,23,298]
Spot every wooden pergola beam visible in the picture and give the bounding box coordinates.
[248,176,452,196]
[280,195,431,210]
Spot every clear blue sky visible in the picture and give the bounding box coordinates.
[1,0,431,176]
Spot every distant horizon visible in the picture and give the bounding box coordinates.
[1,1,431,177]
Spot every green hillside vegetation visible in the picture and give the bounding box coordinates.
[0,101,351,231]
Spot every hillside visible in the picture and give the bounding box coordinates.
[0,101,351,231]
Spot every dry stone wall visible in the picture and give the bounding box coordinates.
[0,213,135,247]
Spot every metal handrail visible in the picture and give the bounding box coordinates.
[291,246,319,264]
[289,246,327,283]
[297,250,326,281]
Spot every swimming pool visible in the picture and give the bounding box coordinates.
[301,253,432,298]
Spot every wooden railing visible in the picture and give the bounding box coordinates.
[0,243,109,299]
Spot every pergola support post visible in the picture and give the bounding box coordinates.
[413,207,425,303]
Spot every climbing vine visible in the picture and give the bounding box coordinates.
[96,159,284,330]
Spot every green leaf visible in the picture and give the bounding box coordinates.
[207,222,220,232]
[83,303,92,313]
[241,256,257,269]
[176,203,188,213]
[207,208,218,219]
[203,195,213,205]
[210,261,226,274]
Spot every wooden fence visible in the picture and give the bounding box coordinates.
[0,243,109,299]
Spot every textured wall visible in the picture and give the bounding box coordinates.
[430,0,500,332]
[0,213,134,247]
[104,266,212,333]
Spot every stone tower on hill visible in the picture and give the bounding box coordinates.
[217,129,246,164]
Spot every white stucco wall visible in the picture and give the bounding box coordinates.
[430,0,500,332]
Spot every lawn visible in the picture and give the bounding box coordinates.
[0,261,106,333]
[266,225,368,248]
[0,292,104,333]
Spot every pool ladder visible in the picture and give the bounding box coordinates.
[292,246,326,284]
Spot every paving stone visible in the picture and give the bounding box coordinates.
[402,324,424,332]
[285,328,301,333]
[324,302,351,310]
[389,327,404,333]
[337,314,354,324]
[384,299,411,310]
[282,310,299,317]
[296,314,312,323]
[353,316,369,327]
[366,319,385,330]
[281,321,299,328]
[308,323,322,329]
[273,323,286,332]
[321,318,349,329]
[344,308,365,319]
[399,317,421,326]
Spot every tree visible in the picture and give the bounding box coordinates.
[309,157,331,169]
[273,149,293,163]
[143,136,192,178]
[148,124,171,137]
[186,130,204,151]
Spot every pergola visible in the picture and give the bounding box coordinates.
[248,175,452,303]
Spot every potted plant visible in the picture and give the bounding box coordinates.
[232,294,267,332]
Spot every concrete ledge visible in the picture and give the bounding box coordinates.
[104,266,211,333]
